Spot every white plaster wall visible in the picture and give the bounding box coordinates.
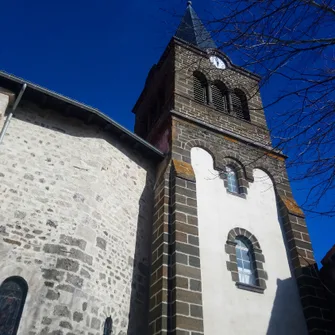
[191,147,307,335]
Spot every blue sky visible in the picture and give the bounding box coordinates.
[0,0,333,265]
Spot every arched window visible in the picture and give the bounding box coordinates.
[235,237,256,285]
[193,71,208,104]
[231,89,250,121]
[0,277,28,335]
[226,166,239,193]
[225,228,267,292]
[211,81,229,113]
[103,316,113,335]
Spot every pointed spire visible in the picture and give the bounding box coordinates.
[175,2,217,50]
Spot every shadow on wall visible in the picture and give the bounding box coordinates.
[266,277,306,335]
[267,265,335,335]
[127,172,155,335]
[12,101,153,172]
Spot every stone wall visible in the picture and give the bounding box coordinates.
[0,100,156,335]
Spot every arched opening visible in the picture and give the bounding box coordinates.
[193,71,208,104]
[211,80,229,113]
[225,228,267,291]
[0,276,28,335]
[231,89,250,121]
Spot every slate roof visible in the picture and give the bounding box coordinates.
[175,2,217,50]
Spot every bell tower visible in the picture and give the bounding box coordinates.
[133,2,333,334]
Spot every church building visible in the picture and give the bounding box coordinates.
[0,3,333,335]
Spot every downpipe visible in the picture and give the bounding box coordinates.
[0,83,27,145]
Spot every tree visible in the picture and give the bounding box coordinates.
[202,0,335,216]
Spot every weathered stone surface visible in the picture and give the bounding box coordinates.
[96,237,106,250]
[3,238,21,246]
[42,269,65,282]
[54,305,71,318]
[43,244,66,255]
[73,311,84,323]
[59,321,72,330]
[91,317,101,330]
[46,219,58,228]
[24,173,34,181]
[46,289,60,300]
[42,317,52,325]
[66,273,83,288]
[59,235,86,251]
[56,284,75,293]
[14,210,26,219]
[0,83,155,335]
[68,248,93,266]
[80,268,90,279]
[56,258,79,272]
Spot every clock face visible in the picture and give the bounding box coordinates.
[210,56,226,69]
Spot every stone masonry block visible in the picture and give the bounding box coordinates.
[56,258,79,272]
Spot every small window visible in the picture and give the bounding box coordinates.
[0,277,28,335]
[212,81,228,113]
[226,166,239,193]
[231,89,250,121]
[193,71,208,104]
[235,237,255,285]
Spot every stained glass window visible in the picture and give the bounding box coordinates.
[103,316,113,335]
[0,277,28,335]
[235,237,255,285]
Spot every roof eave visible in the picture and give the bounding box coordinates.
[0,70,165,161]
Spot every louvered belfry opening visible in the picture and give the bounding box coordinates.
[231,89,250,121]
[193,71,208,104]
[212,81,228,113]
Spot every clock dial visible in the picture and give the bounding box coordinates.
[210,56,226,69]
